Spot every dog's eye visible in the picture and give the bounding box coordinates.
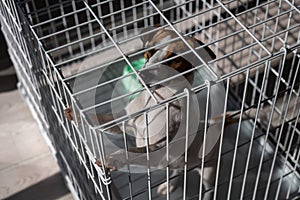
[174,57,182,63]
[144,52,151,60]
[144,48,157,60]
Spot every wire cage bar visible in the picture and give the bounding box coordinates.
[0,0,299,199]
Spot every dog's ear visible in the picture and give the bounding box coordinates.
[140,26,160,46]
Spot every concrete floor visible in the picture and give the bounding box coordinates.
[0,90,73,200]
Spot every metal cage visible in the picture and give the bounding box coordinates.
[0,0,299,199]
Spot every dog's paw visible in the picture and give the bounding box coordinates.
[95,149,127,171]
[64,107,74,121]
[95,157,121,171]
[257,109,270,127]
[157,182,176,195]
[95,158,118,171]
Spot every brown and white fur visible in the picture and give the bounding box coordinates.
[64,27,255,197]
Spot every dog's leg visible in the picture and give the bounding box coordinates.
[224,108,267,125]
[157,169,182,195]
[156,155,185,195]
[190,164,219,200]
[200,161,219,200]
[192,138,221,200]
[208,107,268,126]
[156,145,221,197]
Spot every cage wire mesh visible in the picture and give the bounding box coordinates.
[0,0,300,199]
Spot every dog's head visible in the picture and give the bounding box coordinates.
[139,27,216,86]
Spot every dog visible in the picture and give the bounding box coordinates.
[64,27,255,197]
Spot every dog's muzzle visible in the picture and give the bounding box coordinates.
[138,63,180,87]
